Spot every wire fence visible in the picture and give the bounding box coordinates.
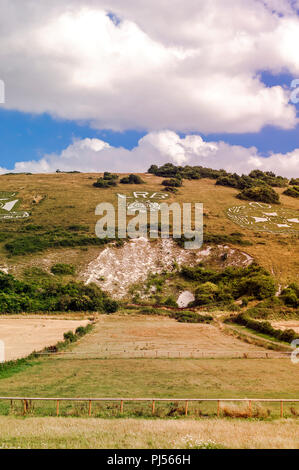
[34,349,291,359]
[1,396,299,419]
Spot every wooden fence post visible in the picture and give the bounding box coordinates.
[120,400,124,414]
[152,400,155,415]
[217,400,220,417]
[56,400,59,417]
[249,400,252,417]
[281,401,283,418]
[185,400,189,416]
[88,400,92,417]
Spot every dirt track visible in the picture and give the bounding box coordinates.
[0,318,89,361]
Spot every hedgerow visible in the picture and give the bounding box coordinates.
[4,229,112,255]
[170,311,213,323]
[0,270,118,313]
[229,313,299,343]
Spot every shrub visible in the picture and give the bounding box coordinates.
[103,172,118,181]
[181,264,276,307]
[161,178,182,188]
[63,331,76,343]
[237,186,280,204]
[0,270,118,313]
[290,178,299,186]
[283,186,299,199]
[280,284,299,308]
[51,264,75,275]
[170,311,213,323]
[120,174,144,184]
[93,177,117,188]
[163,296,178,307]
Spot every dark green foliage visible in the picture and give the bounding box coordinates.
[23,224,44,231]
[120,174,144,184]
[170,311,213,323]
[148,164,289,188]
[103,172,118,181]
[175,232,252,248]
[290,178,299,185]
[148,163,226,180]
[51,264,75,275]
[68,225,89,232]
[161,178,182,187]
[75,324,93,337]
[280,283,299,308]
[4,229,112,255]
[248,170,288,187]
[283,186,299,199]
[237,186,280,204]
[181,263,276,306]
[163,186,179,193]
[63,331,76,342]
[93,177,117,188]
[231,313,299,343]
[163,296,178,307]
[0,233,10,242]
[0,270,118,313]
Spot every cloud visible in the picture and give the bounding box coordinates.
[0,0,299,133]
[2,131,299,178]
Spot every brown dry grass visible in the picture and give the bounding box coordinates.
[72,314,267,358]
[272,321,299,333]
[0,416,299,448]
[0,173,298,284]
[0,318,90,360]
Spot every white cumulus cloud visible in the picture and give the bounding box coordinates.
[2,131,298,178]
[0,0,299,133]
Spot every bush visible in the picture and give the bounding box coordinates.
[51,264,75,275]
[63,331,76,343]
[93,177,117,188]
[163,296,178,307]
[280,284,299,308]
[161,178,182,188]
[0,270,118,313]
[283,186,299,199]
[170,311,213,323]
[120,174,144,184]
[181,264,276,307]
[237,186,280,204]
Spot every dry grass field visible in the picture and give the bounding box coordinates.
[0,173,298,285]
[0,417,298,449]
[72,314,268,358]
[0,317,90,360]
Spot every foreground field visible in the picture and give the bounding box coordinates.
[0,317,90,360]
[0,417,298,449]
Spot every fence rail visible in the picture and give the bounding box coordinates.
[1,396,299,418]
[33,350,291,359]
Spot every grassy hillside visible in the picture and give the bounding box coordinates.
[0,172,298,286]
